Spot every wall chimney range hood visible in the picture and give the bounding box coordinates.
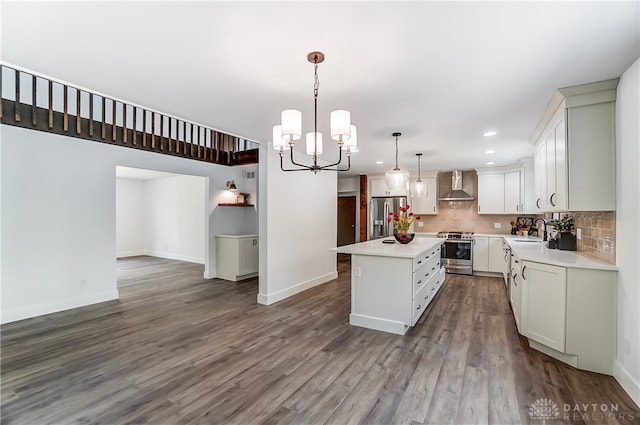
[439,170,475,201]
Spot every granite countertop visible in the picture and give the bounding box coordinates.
[503,235,617,271]
[333,236,443,259]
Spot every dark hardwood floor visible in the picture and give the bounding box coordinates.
[1,255,638,424]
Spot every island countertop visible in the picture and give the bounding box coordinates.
[333,237,443,259]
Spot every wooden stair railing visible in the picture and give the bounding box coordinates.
[0,65,259,166]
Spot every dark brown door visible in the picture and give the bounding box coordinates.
[337,196,357,246]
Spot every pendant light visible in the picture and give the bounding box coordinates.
[385,132,410,191]
[412,153,427,198]
[272,51,357,174]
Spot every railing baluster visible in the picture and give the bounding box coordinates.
[112,99,116,141]
[101,96,106,139]
[89,93,94,136]
[123,103,127,143]
[168,117,172,152]
[32,75,37,126]
[132,107,137,145]
[209,129,214,161]
[76,89,81,134]
[183,121,187,155]
[63,85,68,131]
[15,70,21,122]
[160,115,164,151]
[48,80,53,128]
[197,125,202,158]
[151,112,155,149]
[215,131,220,162]
[142,109,147,147]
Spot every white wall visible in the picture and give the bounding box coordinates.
[1,125,258,323]
[116,178,145,257]
[144,175,205,263]
[258,144,338,304]
[614,58,640,407]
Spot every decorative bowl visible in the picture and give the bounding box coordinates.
[393,231,415,244]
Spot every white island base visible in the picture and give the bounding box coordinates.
[336,237,445,335]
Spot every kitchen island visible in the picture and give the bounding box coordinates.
[334,237,445,335]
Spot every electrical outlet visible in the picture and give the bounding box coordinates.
[354,267,362,278]
[576,228,582,240]
[418,221,424,227]
[494,222,501,229]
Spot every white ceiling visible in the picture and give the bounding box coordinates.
[2,1,638,177]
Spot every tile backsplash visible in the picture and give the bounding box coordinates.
[572,211,616,264]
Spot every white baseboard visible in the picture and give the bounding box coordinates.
[350,313,408,335]
[614,360,640,409]
[203,269,215,279]
[144,250,204,264]
[1,290,119,324]
[257,271,338,305]
[116,250,146,258]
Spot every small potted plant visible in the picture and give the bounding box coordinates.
[387,205,421,244]
[550,214,576,251]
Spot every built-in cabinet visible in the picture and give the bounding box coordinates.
[473,236,504,273]
[476,160,534,215]
[215,234,259,281]
[532,79,617,212]
[410,171,438,215]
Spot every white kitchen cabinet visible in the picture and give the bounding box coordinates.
[410,173,438,215]
[473,236,503,273]
[488,237,504,272]
[370,178,407,197]
[532,79,617,212]
[477,173,504,214]
[520,261,567,352]
[215,234,259,281]
[504,171,522,214]
[472,236,489,272]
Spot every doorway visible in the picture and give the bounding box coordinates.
[337,196,357,246]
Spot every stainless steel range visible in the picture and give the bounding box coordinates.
[437,231,474,275]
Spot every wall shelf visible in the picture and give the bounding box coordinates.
[218,203,254,207]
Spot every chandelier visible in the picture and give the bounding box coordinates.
[272,51,357,173]
[385,132,410,191]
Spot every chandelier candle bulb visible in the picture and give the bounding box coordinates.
[306,132,323,156]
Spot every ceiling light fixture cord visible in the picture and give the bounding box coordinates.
[313,55,319,165]
[394,133,400,171]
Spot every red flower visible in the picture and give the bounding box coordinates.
[408,212,414,217]
[416,216,422,220]
[406,205,411,209]
[387,217,392,223]
[388,211,393,216]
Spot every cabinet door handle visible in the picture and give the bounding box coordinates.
[522,265,527,280]
[417,260,422,264]
[478,205,481,213]
[550,193,557,207]
[433,206,435,212]
[536,198,541,209]
[417,280,422,284]
[416,304,421,310]
[424,294,429,300]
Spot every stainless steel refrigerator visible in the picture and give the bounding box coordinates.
[369,196,407,240]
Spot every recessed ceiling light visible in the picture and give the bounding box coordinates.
[485,149,495,154]
[484,131,497,137]
[486,161,495,165]
[376,161,384,165]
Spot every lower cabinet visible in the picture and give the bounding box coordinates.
[473,236,504,273]
[215,235,259,281]
[516,260,616,374]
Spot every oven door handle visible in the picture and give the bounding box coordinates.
[446,265,472,270]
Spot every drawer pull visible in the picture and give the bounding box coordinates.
[416,304,421,310]
[424,294,429,300]
[417,280,422,284]
[417,260,422,264]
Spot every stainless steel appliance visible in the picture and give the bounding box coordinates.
[369,196,407,240]
[437,231,474,275]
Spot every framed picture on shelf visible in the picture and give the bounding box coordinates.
[236,194,245,204]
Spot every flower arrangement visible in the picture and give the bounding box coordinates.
[387,204,421,234]
[550,214,574,233]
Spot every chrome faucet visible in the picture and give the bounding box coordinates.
[534,218,548,241]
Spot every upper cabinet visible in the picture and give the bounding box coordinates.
[370,178,407,197]
[410,171,438,215]
[476,160,534,215]
[532,79,617,213]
